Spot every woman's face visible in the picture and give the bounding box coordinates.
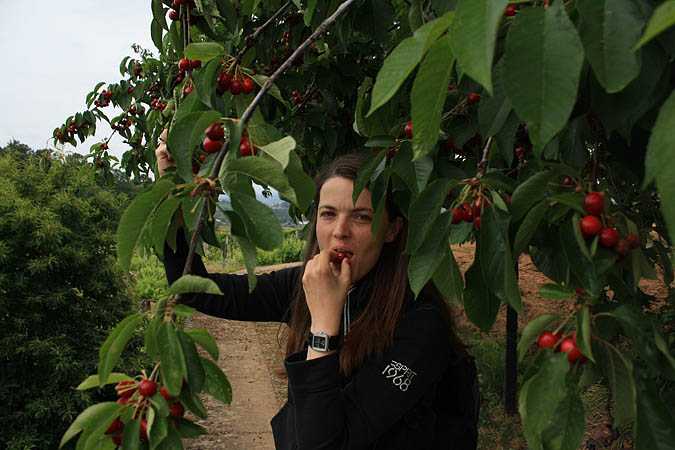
[315,176,402,283]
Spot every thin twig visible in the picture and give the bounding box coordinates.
[235,0,293,65]
[477,136,494,177]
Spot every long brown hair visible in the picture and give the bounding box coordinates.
[285,152,468,377]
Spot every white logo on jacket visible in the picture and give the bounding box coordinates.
[382,360,417,391]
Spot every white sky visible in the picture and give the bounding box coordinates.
[0,1,155,160]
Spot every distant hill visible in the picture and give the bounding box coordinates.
[214,196,296,227]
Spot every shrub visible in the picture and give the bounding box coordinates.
[0,154,149,449]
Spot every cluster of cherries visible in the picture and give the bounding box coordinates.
[94,89,113,108]
[150,97,167,111]
[537,330,586,363]
[579,192,640,257]
[113,117,134,132]
[451,196,490,230]
[105,378,185,446]
[168,0,196,21]
[193,122,259,173]
[217,70,255,95]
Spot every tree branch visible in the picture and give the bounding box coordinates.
[235,0,294,65]
[477,136,494,177]
[180,0,359,277]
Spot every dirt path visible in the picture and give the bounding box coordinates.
[181,263,300,450]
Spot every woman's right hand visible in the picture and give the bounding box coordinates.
[155,129,174,177]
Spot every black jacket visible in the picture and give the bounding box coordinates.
[164,236,478,450]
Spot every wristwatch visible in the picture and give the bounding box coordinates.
[308,331,341,352]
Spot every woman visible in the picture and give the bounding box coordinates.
[157,140,479,449]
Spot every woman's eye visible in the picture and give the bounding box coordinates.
[356,215,372,221]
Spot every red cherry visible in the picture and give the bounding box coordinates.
[203,137,223,154]
[474,216,482,230]
[462,204,474,223]
[599,227,619,248]
[229,80,242,95]
[240,139,252,156]
[169,402,185,417]
[449,84,456,90]
[217,72,233,91]
[451,208,464,224]
[178,58,191,71]
[576,288,584,297]
[626,233,640,249]
[472,197,490,218]
[567,346,584,362]
[140,419,148,440]
[506,196,512,206]
[112,430,124,446]
[467,93,481,105]
[387,148,398,159]
[515,146,524,158]
[116,381,136,398]
[241,77,255,94]
[559,337,576,353]
[580,215,602,236]
[205,122,224,141]
[504,5,517,16]
[538,331,557,349]
[292,90,299,98]
[584,192,604,216]
[105,417,123,435]
[615,239,631,256]
[138,379,157,397]
[183,86,194,96]
[160,386,175,402]
[404,121,412,138]
[190,59,201,69]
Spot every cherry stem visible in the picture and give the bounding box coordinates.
[553,309,576,336]
[235,0,294,66]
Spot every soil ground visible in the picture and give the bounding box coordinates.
[181,245,670,450]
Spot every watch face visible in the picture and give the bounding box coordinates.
[312,335,328,350]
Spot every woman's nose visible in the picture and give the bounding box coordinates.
[332,215,350,239]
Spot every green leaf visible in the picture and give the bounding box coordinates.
[596,340,635,426]
[406,179,455,254]
[252,75,289,108]
[463,260,500,334]
[259,136,295,169]
[408,212,453,297]
[577,0,644,93]
[151,19,164,53]
[117,179,176,271]
[548,192,585,215]
[59,402,121,448]
[644,90,675,244]
[184,42,225,63]
[478,59,513,137]
[575,306,594,362]
[518,313,560,361]
[98,313,143,387]
[432,248,464,308]
[193,59,221,108]
[168,112,212,182]
[162,421,186,448]
[122,417,141,450]
[223,157,299,208]
[151,0,168,30]
[201,357,233,404]
[149,394,170,418]
[177,330,206,393]
[230,191,284,251]
[634,366,675,450]
[174,417,209,438]
[234,234,258,293]
[353,151,386,205]
[503,2,584,153]
[150,196,182,259]
[148,415,168,450]
[537,283,575,300]
[76,373,133,391]
[285,151,315,213]
[168,274,223,296]
[158,321,187,397]
[540,374,585,450]
[634,0,675,50]
[513,201,547,256]
[519,354,570,448]
[172,304,196,317]
[510,171,556,222]
[449,0,507,94]
[186,329,219,360]
[368,11,455,115]
[479,206,524,316]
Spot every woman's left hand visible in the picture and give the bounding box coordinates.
[302,250,351,336]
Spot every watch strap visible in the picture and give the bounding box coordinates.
[308,331,342,352]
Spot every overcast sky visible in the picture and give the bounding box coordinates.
[0,1,155,160]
